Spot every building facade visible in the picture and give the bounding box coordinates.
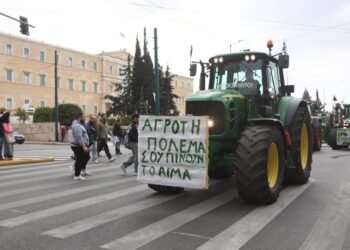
[0,32,193,116]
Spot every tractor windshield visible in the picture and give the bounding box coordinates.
[211,59,263,95]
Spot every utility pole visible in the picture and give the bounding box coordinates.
[54,51,59,142]
[154,28,160,115]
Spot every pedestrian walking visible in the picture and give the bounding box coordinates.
[60,125,67,142]
[1,112,14,160]
[0,112,7,160]
[70,113,91,180]
[112,121,123,155]
[85,115,98,163]
[97,114,116,162]
[120,113,139,176]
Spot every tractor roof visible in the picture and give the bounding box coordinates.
[209,51,277,63]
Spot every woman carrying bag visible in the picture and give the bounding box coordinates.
[1,112,15,160]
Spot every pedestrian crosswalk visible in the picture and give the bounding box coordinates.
[0,161,349,250]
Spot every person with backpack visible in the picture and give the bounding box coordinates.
[120,113,139,175]
[112,121,123,155]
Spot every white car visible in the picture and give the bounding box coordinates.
[22,104,35,113]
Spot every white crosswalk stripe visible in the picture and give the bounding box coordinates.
[100,188,237,250]
[0,185,147,227]
[196,180,314,250]
[2,162,344,250]
[42,193,185,238]
[300,182,350,250]
[0,176,135,212]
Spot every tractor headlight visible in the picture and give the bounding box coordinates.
[208,119,214,128]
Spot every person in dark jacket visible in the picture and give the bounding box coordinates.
[112,121,123,155]
[70,113,91,180]
[120,113,139,175]
[85,115,98,163]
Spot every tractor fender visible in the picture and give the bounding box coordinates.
[247,118,286,144]
[283,98,308,128]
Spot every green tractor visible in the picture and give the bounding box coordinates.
[327,103,350,149]
[149,42,313,204]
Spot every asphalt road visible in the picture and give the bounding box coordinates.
[0,143,349,250]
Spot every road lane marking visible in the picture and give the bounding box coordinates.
[42,193,184,238]
[0,176,135,211]
[0,162,71,175]
[0,170,128,199]
[100,188,237,250]
[300,182,350,250]
[0,163,122,188]
[0,185,147,227]
[196,180,314,250]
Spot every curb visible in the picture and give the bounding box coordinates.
[0,157,55,167]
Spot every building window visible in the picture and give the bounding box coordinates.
[23,72,30,85]
[40,101,45,107]
[81,59,86,69]
[56,54,60,64]
[6,98,13,109]
[93,82,98,93]
[81,81,87,92]
[175,81,178,87]
[24,99,30,105]
[187,82,191,89]
[109,65,113,73]
[93,105,98,115]
[82,104,86,113]
[39,74,46,86]
[109,85,113,93]
[39,51,45,61]
[6,69,13,82]
[93,62,97,71]
[68,57,73,66]
[6,44,12,55]
[23,47,29,58]
[68,79,74,90]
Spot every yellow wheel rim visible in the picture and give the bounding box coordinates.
[267,142,279,189]
[300,123,309,169]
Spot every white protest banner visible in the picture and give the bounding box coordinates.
[137,115,209,189]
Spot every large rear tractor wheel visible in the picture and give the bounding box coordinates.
[284,106,312,184]
[313,122,322,151]
[148,184,184,194]
[328,128,345,150]
[236,126,285,204]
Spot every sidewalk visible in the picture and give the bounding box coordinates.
[0,157,55,167]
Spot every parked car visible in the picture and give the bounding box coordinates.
[13,131,25,144]
[22,104,35,114]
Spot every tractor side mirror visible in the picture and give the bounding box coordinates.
[278,54,289,68]
[189,64,197,76]
[285,85,294,96]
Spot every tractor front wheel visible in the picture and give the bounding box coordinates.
[313,123,322,151]
[236,126,285,204]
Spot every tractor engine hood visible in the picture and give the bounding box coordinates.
[186,89,245,102]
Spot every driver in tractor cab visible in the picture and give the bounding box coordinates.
[237,70,261,96]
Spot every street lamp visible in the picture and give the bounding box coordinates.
[230,39,244,53]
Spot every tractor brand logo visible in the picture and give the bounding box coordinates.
[237,82,254,88]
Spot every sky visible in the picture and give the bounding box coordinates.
[1,0,350,110]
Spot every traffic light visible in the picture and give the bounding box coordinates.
[19,16,29,36]
[140,102,145,114]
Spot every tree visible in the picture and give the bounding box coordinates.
[58,103,82,127]
[33,107,54,123]
[15,107,29,124]
[160,66,179,115]
[106,54,134,116]
[141,28,156,114]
